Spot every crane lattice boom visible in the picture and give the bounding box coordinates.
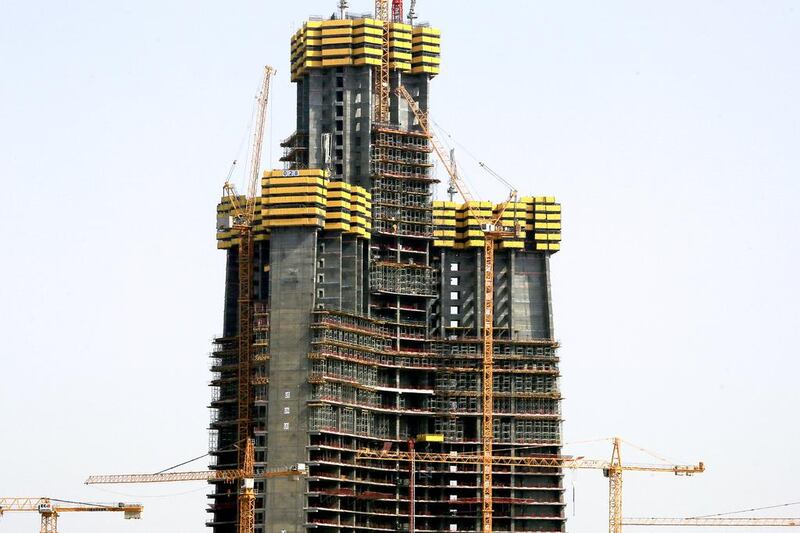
[0,497,142,533]
[623,518,800,527]
[85,464,307,485]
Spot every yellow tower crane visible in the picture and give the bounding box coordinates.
[220,64,275,533]
[373,0,391,123]
[0,497,142,533]
[357,436,704,533]
[85,444,307,527]
[85,448,306,485]
[396,84,518,533]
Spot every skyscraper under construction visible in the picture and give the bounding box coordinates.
[210,4,564,532]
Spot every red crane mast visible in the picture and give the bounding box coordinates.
[391,0,403,22]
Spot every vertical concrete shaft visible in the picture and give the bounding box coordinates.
[264,228,317,533]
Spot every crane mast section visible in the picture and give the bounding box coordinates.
[374,0,390,123]
[245,67,275,221]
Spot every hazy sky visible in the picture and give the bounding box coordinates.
[1,1,798,532]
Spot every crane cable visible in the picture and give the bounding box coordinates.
[431,118,518,192]
[153,437,250,474]
[48,497,126,510]
[691,500,800,519]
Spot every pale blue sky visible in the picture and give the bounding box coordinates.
[1,1,798,531]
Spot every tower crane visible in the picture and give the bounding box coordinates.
[0,497,142,533]
[357,436,704,533]
[373,1,390,123]
[220,64,275,533]
[86,446,306,530]
[396,84,519,533]
[85,445,307,485]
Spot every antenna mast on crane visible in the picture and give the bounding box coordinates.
[407,0,418,25]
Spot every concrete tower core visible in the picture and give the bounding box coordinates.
[210,11,565,533]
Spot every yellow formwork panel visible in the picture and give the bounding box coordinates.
[263,197,326,207]
[326,199,352,209]
[352,46,382,56]
[325,222,350,232]
[325,213,352,223]
[412,44,440,53]
[264,207,325,217]
[320,19,353,28]
[263,185,327,196]
[263,176,326,186]
[353,27,383,37]
[266,169,327,178]
[460,200,493,209]
[411,65,440,75]
[321,28,352,38]
[412,35,441,45]
[322,36,353,45]
[353,35,382,45]
[321,47,351,57]
[265,218,323,227]
[354,57,382,67]
[322,57,353,67]
[353,57,381,68]
[414,56,441,66]
[355,18,381,26]
[414,26,441,36]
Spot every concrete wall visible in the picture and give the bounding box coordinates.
[511,252,554,339]
[432,249,555,340]
[264,227,317,533]
[297,67,372,186]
